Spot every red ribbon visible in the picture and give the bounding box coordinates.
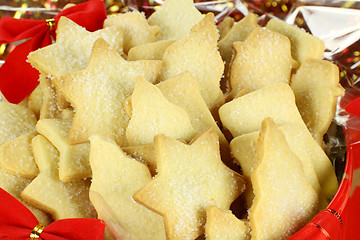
[0,0,107,104]
[0,188,105,240]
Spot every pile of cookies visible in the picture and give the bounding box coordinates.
[0,0,345,239]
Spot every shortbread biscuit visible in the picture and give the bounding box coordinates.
[161,13,225,112]
[148,0,203,40]
[128,40,175,61]
[0,166,52,226]
[290,59,344,145]
[104,12,160,54]
[28,17,124,110]
[205,206,251,240]
[266,18,325,64]
[218,13,258,87]
[36,119,91,182]
[157,73,231,164]
[249,118,319,240]
[21,135,96,220]
[134,128,246,240]
[0,131,38,178]
[38,74,62,119]
[0,102,38,178]
[217,17,235,40]
[27,84,43,119]
[28,17,124,79]
[122,144,157,176]
[125,73,232,164]
[219,83,299,136]
[230,28,297,95]
[54,39,162,145]
[0,102,37,145]
[89,135,166,240]
[126,77,196,146]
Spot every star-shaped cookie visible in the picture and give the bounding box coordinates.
[0,131,38,178]
[148,0,203,40]
[122,144,157,176]
[134,128,246,240]
[53,38,162,146]
[0,166,52,226]
[21,135,95,220]
[0,102,38,178]
[28,16,123,79]
[89,135,166,240]
[205,206,251,240]
[0,102,37,145]
[160,13,225,113]
[28,16,124,110]
[36,119,91,182]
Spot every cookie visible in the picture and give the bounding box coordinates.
[0,101,37,145]
[205,206,251,240]
[249,118,319,240]
[28,16,124,79]
[28,16,124,110]
[221,83,337,204]
[53,38,162,145]
[27,84,43,119]
[218,13,258,89]
[21,135,96,220]
[266,18,325,64]
[290,59,344,145]
[0,131,38,178]
[148,0,203,40]
[161,13,225,113]
[126,77,196,146]
[38,74,62,119]
[0,166,52,226]
[127,40,175,61]
[217,17,235,40]
[122,144,157,176]
[156,73,231,164]
[229,28,298,96]
[36,119,91,182]
[104,11,160,54]
[89,135,166,240]
[134,128,246,240]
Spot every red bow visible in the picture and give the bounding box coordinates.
[0,188,105,240]
[0,0,107,104]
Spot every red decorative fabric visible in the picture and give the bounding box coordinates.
[0,188,105,240]
[0,0,107,104]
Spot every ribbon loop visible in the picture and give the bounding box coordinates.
[30,223,45,239]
